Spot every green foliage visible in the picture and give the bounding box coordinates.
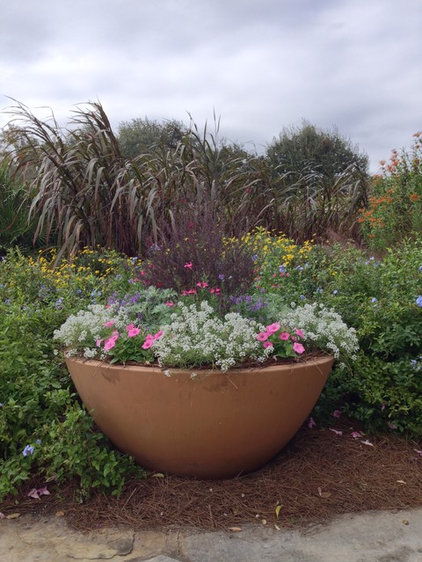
[358,133,422,249]
[267,121,368,179]
[254,236,422,435]
[0,248,146,500]
[117,116,186,159]
[0,162,37,253]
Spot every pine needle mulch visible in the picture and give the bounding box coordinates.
[2,419,421,532]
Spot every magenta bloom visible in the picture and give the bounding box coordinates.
[196,281,208,288]
[295,329,305,338]
[154,330,164,340]
[263,341,273,349]
[257,332,269,342]
[184,262,193,269]
[332,409,342,419]
[279,332,290,341]
[142,334,154,349]
[95,339,102,347]
[104,320,115,327]
[164,301,174,307]
[266,323,280,334]
[104,337,117,351]
[182,289,197,296]
[293,342,305,354]
[127,327,141,338]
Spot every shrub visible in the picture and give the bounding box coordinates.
[0,248,146,500]
[251,235,422,435]
[358,132,422,249]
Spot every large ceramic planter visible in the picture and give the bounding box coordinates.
[66,355,333,479]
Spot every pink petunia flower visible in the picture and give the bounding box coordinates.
[257,332,269,342]
[164,301,174,307]
[104,337,117,351]
[196,282,208,288]
[295,329,305,338]
[263,341,273,349]
[184,262,193,269]
[142,338,153,350]
[154,330,164,340]
[279,332,290,340]
[293,342,305,354]
[127,327,141,338]
[96,339,102,347]
[104,320,115,327]
[210,288,221,294]
[266,323,281,334]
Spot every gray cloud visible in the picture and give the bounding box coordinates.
[1,0,421,171]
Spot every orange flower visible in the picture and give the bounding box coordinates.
[409,193,420,202]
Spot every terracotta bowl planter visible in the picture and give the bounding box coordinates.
[66,355,333,479]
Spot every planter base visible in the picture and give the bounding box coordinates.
[66,356,333,479]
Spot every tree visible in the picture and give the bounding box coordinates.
[266,122,368,182]
[265,122,370,240]
[117,117,186,159]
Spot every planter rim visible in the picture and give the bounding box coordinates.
[65,353,333,376]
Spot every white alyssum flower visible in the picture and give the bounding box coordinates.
[281,303,358,364]
[153,301,269,372]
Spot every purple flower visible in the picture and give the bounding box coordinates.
[416,296,422,307]
[371,297,377,303]
[278,265,286,274]
[22,445,35,457]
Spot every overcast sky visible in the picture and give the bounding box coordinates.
[1,0,421,172]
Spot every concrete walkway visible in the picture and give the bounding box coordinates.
[1,508,421,561]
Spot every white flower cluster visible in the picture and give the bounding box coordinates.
[282,303,359,366]
[153,301,270,371]
[53,304,122,357]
